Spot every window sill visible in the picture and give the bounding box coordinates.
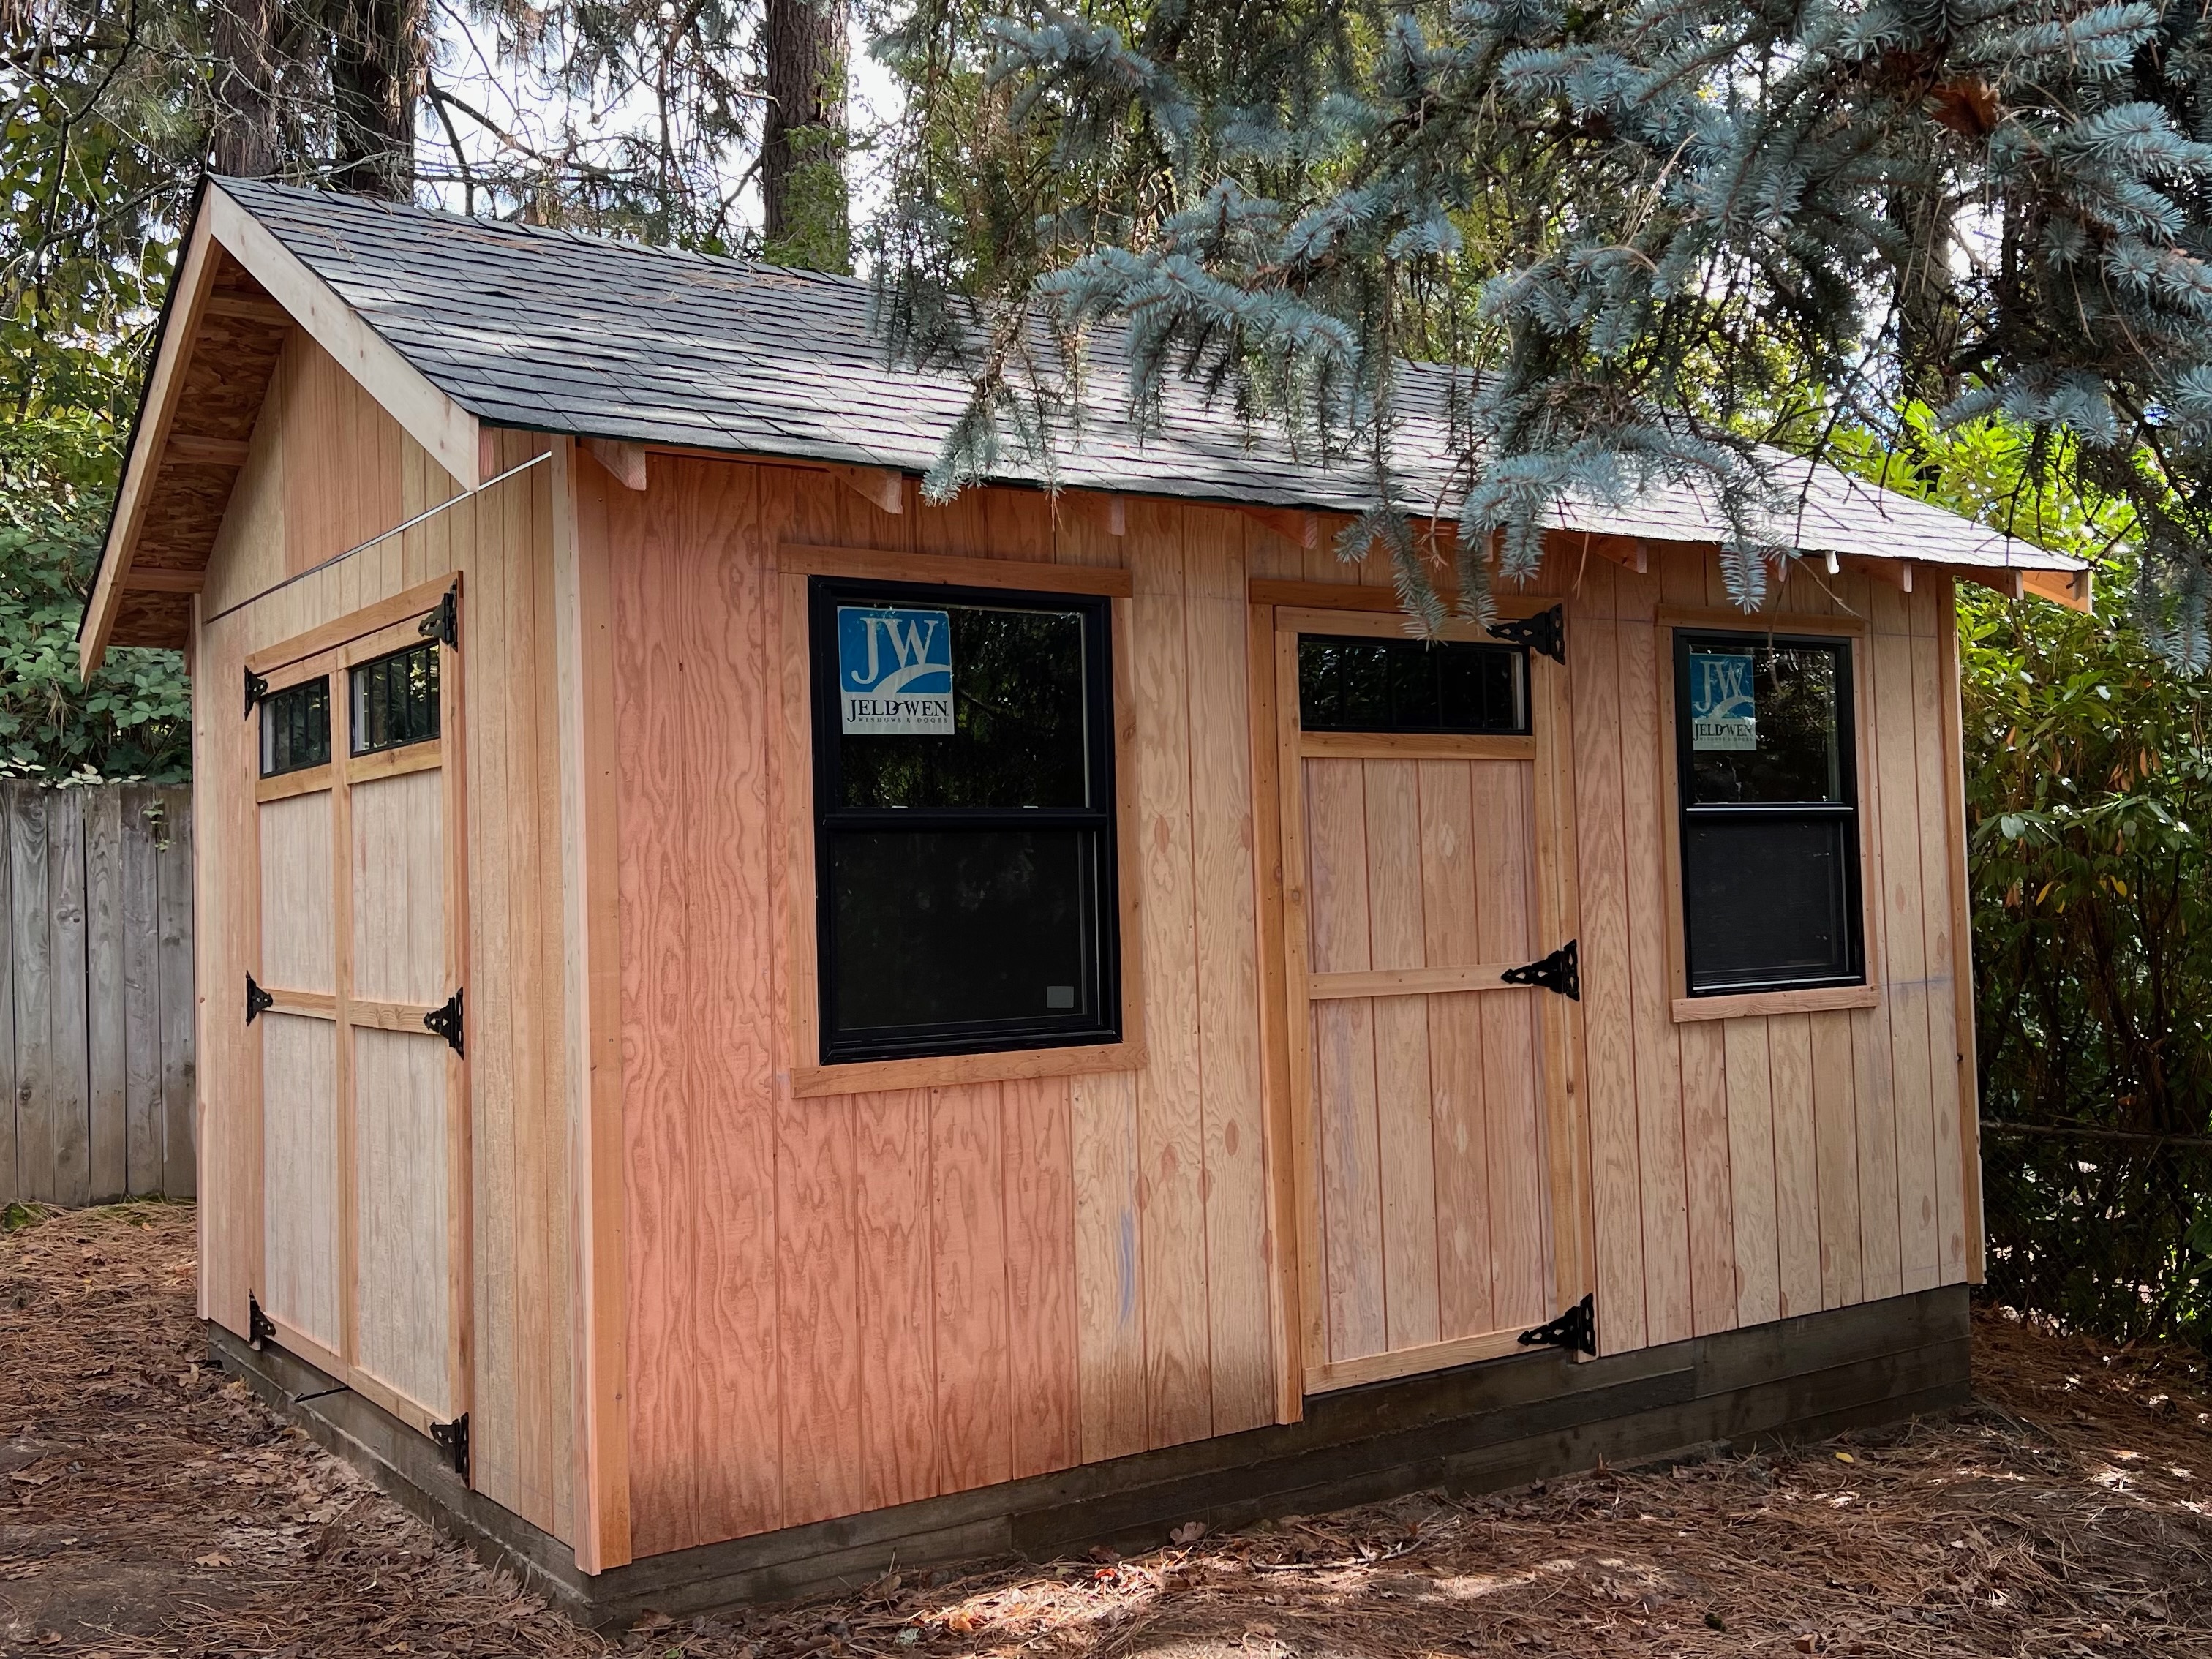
[789,1038,1146,1099]
[1669,983,1879,1023]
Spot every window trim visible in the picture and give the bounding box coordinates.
[775,545,1147,1098]
[1655,608,1881,1023]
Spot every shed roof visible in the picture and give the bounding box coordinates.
[82,177,2089,668]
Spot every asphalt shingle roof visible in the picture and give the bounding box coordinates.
[219,176,2083,575]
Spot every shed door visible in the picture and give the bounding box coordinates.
[1275,605,1584,1393]
[252,591,470,1459]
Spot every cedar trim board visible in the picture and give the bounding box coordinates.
[211,1285,1967,1625]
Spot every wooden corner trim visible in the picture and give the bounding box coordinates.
[205,184,479,489]
[775,542,1135,597]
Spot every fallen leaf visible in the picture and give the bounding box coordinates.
[1835,1452,1855,1464]
[193,1551,231,1568]
[1170,1521,1208,1546]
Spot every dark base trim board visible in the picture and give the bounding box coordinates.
[211,1282,1971,1627]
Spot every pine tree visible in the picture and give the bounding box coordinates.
[876,0,2212,653]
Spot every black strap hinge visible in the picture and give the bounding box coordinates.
[418,585,459,650]
[1519,1293,1595,1355]
[246,974,274,1024]
[430,1412,470,1479]
[248,1292,276,1350]
[1489,603,1565,663]
[1502,938,1579,1001]
[244,667,268,716]
[424,988,464,1056]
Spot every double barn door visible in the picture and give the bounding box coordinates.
[249,590,470,1459]
[1274,605,1586,1393]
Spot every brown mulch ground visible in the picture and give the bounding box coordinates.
[5,1204,2212,1657]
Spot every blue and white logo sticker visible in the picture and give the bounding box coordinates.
[838,606,955,735]
[1688,648,1757,752]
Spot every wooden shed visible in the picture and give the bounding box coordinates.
[80,178,2091,1620]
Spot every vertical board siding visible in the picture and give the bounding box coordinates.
[614,465,1279,1554]
[191,331,573,1544]
[0,783,195,1207]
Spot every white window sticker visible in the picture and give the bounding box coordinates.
[1688,649,1758,751]
[838,606,955,735]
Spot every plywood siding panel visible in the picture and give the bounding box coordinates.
[1129,513,1213,1446]
[775,1089,865,1527]
[1418,766,1491,1340]
[1722,1018,1780,1327]
[1810,1010,1864,1308]
[1870,620,1940,1293]
[1004,1076,1080,1478]
[1613,606,1691,1347]
[1072,1068,1147,1462]
[853,1088,939,1507]
[1677,1019,1737,1335]
[932,1083,1012,1492]
[1767,1012,1821,1319]
[1565,579,1647,1354]
[1911,621,1969,1285]
[1184,521,1274,1434]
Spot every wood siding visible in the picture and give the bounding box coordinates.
[191,328,1978,1573]
[1565,550,1973,1355]
[193,332,578,1543]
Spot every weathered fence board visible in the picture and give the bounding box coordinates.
[0,783,195,1207]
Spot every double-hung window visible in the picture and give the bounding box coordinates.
[809,578,1121,1064]
[1672,628,1865,997]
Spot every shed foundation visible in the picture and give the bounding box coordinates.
[211,1284,1970,1628]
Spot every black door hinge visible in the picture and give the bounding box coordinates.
[244,667,268,716]
[1489,603,1565,664]
[246,974,274,1024]
[423,988,464,1056]
[429,1412,470,1479]
[248,1292,276,1349]
[1502,938,1579,1001]
[418,585,459,650]
[1519,1293,1595,1356]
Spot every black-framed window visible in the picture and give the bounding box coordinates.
[259,677,331,778]
[809,577,1121,1064]
[1298,634,1528,734]
[350,642,440,756]
[1673,630,1864,996]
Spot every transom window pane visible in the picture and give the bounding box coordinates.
[811,579,1121,1064]
[1298,635,1527,734]
[350,642,440,756]
[260,678,331,778]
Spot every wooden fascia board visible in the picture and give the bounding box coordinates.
[79,208,220,679]
[204,183,480,487]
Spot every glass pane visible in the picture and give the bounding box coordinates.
[837,603,1088,809]
[1683,816,1855,990]
[1683,640,1846,805]
[1298,635,1527,734]
[827,828,1102,1038]
[350,643,440,755]
[259,679,331,777]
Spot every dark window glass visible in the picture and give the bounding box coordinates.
[811,579,1120,1063]
[350,642,440,755]
[829,830,1102,1037]
[1298,635,1527,734]
[1674,631,1863,996]
[260,678,331,778]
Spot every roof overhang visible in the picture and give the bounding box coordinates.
[78,181,483,677]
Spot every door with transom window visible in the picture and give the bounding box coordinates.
[247,585,471,1464]
[1274,604,1584,1393]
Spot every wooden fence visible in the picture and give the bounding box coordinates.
[0,783,194,1208]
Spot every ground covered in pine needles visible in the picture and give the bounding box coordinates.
[4,1205,2211,1658]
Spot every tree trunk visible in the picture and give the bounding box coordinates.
[761,0,850,271]
[209,0,282,178]
[328,0,423,198]
[1893,188,1962,407]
